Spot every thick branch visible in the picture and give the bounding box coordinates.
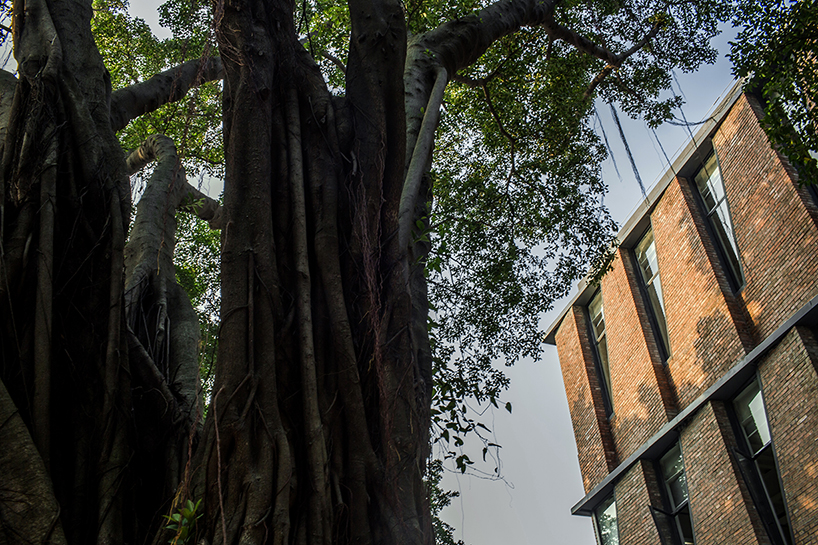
[410,0,558,76]
[414,0,662,78]
[584,65,616,100]
[126,135,223,228]
[399,66,446,250]
[109,57,223,132]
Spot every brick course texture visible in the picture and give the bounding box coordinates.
[603,250,676,460]
[759,326,818,545]
[552,91,818,545]
[615,461,663,545]
[680,401,769,545]
[555,306,617,493]
[714,95,818,340]
[650,177,748,409]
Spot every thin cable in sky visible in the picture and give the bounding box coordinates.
[609,103,646,198]
[595,106,623,184]
[650,126,673,169]
[671,70,697,142]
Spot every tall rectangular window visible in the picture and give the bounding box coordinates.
[594,494,620,545]
[693,151,744,290]
[658,444,695,545]
[634,226,671,359]
[732,381,793,545]
[588,290,614,416]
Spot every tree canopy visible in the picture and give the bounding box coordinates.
[731,0,818,183]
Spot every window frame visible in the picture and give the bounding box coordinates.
[690,150,745,292]
[632,224,671,361]
[586,289,614,418]
[728,380,794,545]
[654,443,696,545]
[592,493,620,545]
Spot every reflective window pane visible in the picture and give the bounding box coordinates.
[694,151,743,287]
[660,445,689,510]
[659,444,696,545]
[588,290,613,413]
[734,381,771,455]
[635,227,670,356]
[733,381,792,544]
[594,495,619,545]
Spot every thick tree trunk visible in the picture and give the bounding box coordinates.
[0,0,135,542]
[0,2,217,544]
[184,1,432,544]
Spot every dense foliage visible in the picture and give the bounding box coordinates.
[731,0,818,183]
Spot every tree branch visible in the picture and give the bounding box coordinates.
[109,57,223,132]
[583,64,615,100]
[540,11,619,65]
[321,51,346,74]
[414,0,663,78]
[410,0,559,76]
[399,65,447,250]
[480,81,517,184]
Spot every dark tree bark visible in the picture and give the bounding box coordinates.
[0,0,134,542]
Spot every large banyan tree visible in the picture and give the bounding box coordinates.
[0,0,729,543]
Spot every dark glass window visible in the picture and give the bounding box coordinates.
[693,152,744,289]
[634,226,671,358]
[594,494,620,545]
[588,290,614,416]
[659,444,696,545]
[732,381,793,545]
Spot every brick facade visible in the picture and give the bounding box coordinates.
[716,96,818,340]
[615,461,663,545]
[546,87,818,545]
[604,250,675,460]
[555,307,617,492]
[680,401,768,545]
[758,327,818,545]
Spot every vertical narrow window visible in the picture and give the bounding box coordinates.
[634,226,671,359]
[659,444,696,545]
[588,290,614,416]
[732,381,793,545]
[693,151,744,289]
[594,494,620,545]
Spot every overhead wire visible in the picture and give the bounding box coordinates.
[595,105,624,184]
[609,102,647,198]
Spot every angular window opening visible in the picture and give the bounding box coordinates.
[693,151,744,290]
[732,381,793,545]
[588,290,614,416]
[634,225,671,359]
[657,444,696,545]
[593,494,620,545]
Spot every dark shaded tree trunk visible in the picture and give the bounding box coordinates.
[0,0,134,541]
[186,1,433,543]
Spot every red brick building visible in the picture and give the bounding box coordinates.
[544,84,818,545]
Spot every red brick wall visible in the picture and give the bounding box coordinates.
[714,95,818,340]
[615,461,663,545]
[555,306,617,493]
[758,326,818,545]
[554,92,818,541]
[680,401,768,545]
[603,249,676,459]
[650,178,748,408]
